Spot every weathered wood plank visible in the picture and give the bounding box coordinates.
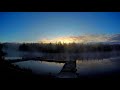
[57,60,78,78]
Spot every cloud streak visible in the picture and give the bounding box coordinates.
[39,34,120,43]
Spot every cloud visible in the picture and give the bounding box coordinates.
[108,34,120,42]
[39,34,120,43]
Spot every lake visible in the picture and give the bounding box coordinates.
[12,60,65,76]
[9,57,120,78]
[76,57,120,77]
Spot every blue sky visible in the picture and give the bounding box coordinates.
[0,12,120,42]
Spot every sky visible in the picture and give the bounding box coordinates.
[0,12,120,43]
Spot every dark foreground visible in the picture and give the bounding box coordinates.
[0,58,120,87]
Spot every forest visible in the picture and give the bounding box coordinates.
[16,42,120,53]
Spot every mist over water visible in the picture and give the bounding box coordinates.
[2,43,120,77]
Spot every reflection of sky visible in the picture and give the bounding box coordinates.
[76,58,120,75]
[0,12,120,42]
[13,57,120,76]
[13,60,64,75]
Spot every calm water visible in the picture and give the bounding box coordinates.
[76,57,120,76]
[13,60,64,76]
[5,55,120,77]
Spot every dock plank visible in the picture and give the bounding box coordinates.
[57,60,78,78]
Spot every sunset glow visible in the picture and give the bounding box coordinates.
[39,35,110,44]
[40,37,79,44]
[0,12,120,43]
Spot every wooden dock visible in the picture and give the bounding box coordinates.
[57,60,78,78]
[5,57,78,78]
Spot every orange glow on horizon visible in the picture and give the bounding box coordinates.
[40,36,83,44]
[39,35,108,44]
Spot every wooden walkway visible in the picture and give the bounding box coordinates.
[57,60,78,78]
[6,57,78,78]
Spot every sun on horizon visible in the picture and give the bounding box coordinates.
[39,36,83,44]
[38,34,116,44]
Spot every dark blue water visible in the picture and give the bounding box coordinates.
[13,60,64,76]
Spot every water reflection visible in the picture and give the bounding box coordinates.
[5,51,120,61]
[76,57,120,76]
[42,51,120,60]
[13,60,64,76]
[12,57,120,78]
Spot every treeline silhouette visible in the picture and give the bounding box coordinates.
[18,42,120,53]
[0,43,6,59]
